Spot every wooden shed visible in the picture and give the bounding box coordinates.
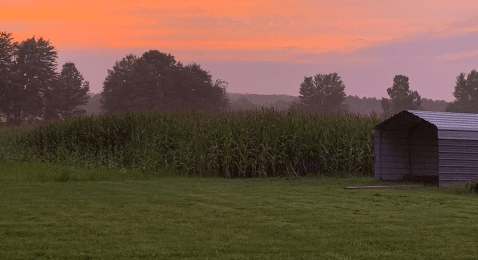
[374,110,478,187]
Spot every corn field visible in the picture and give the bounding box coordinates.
[0,107,384,177]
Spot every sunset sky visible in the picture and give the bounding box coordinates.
[3,0,478,102]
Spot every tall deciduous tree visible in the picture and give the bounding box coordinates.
[0,33,58,126]
[101,50,229,114]
[445,70,478,113]
[175,63,230,111]
[101,54,139,113]
[0,32,15,122]
[44,62,90,120]
[298,72,349,114]
[381,75,422,118]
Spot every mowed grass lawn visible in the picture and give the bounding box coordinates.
[1,162,478,260]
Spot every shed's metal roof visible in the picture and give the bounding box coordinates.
[376,110,478,131]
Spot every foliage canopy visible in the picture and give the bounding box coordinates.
[297,72,349,114]
[0,32,58,125]
[0,31,90,125]
[100,50,230,114]
[44,62,90,121]
[445,70,478,113]
[380,75,422,118]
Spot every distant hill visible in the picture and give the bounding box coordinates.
[78,92,103,115]
[227,93,299,111]
[227,93,384,115]
[76,92,452,117]
[227,93,452,117]
[227,93,299,105]
[420,98,449,112]
[343,95,382,117]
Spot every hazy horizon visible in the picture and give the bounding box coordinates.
[4,0,478,103]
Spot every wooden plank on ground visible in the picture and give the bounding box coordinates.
[343,185,423,189]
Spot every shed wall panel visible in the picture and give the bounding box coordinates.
[411,157,438,164]
[410,151,437,158]
[412,163,438,169]
[375,129,411,182]
[439,139,478,184]
[380,156,409,163]
[379,162,409,169]
[439,159,478,167]
[380,168,437,175]
[412,131,438,139]
[439,153,478,160]
[380,143,410,151]
[439,166,478,174]
[410,129,438,179]
[410,169,438,176]
[439,145,478,154]
[413,144,439,152]
[380,138,410,145]
[438,130,478,140]
[374,131,381,181]
[439,139,478,147]
[414,139,439,146]
[376,174,407,181]
[379,168,410,175]
[374,162,380,181]
[380,131,409,139]
[380,149,410,157]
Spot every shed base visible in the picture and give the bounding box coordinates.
[403,175,439,184]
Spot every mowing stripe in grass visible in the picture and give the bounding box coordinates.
[0,171,477,259]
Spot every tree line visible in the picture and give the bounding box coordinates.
[296,71,478,118]
[2,31,478,126]
[0,32,231,126]
[0,32,89,125]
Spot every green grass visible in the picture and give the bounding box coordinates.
[1,161,477,260]
[0,161,170,182]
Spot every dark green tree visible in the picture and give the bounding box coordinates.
[0,32,15,122]
[445,70,478,113]
[133,50,178,110]
[44,62,90,120]
[101,54,139,114]
[212,79,231,111]
[101,50,229,114]
[174,63,230,111]
[0,33,58,126]
[298,72,349,114]
[381,75,422,118]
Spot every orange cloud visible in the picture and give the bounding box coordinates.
[3,0,478,61]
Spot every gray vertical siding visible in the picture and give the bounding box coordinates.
[374,110,478,187]
[438,131,478,186]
